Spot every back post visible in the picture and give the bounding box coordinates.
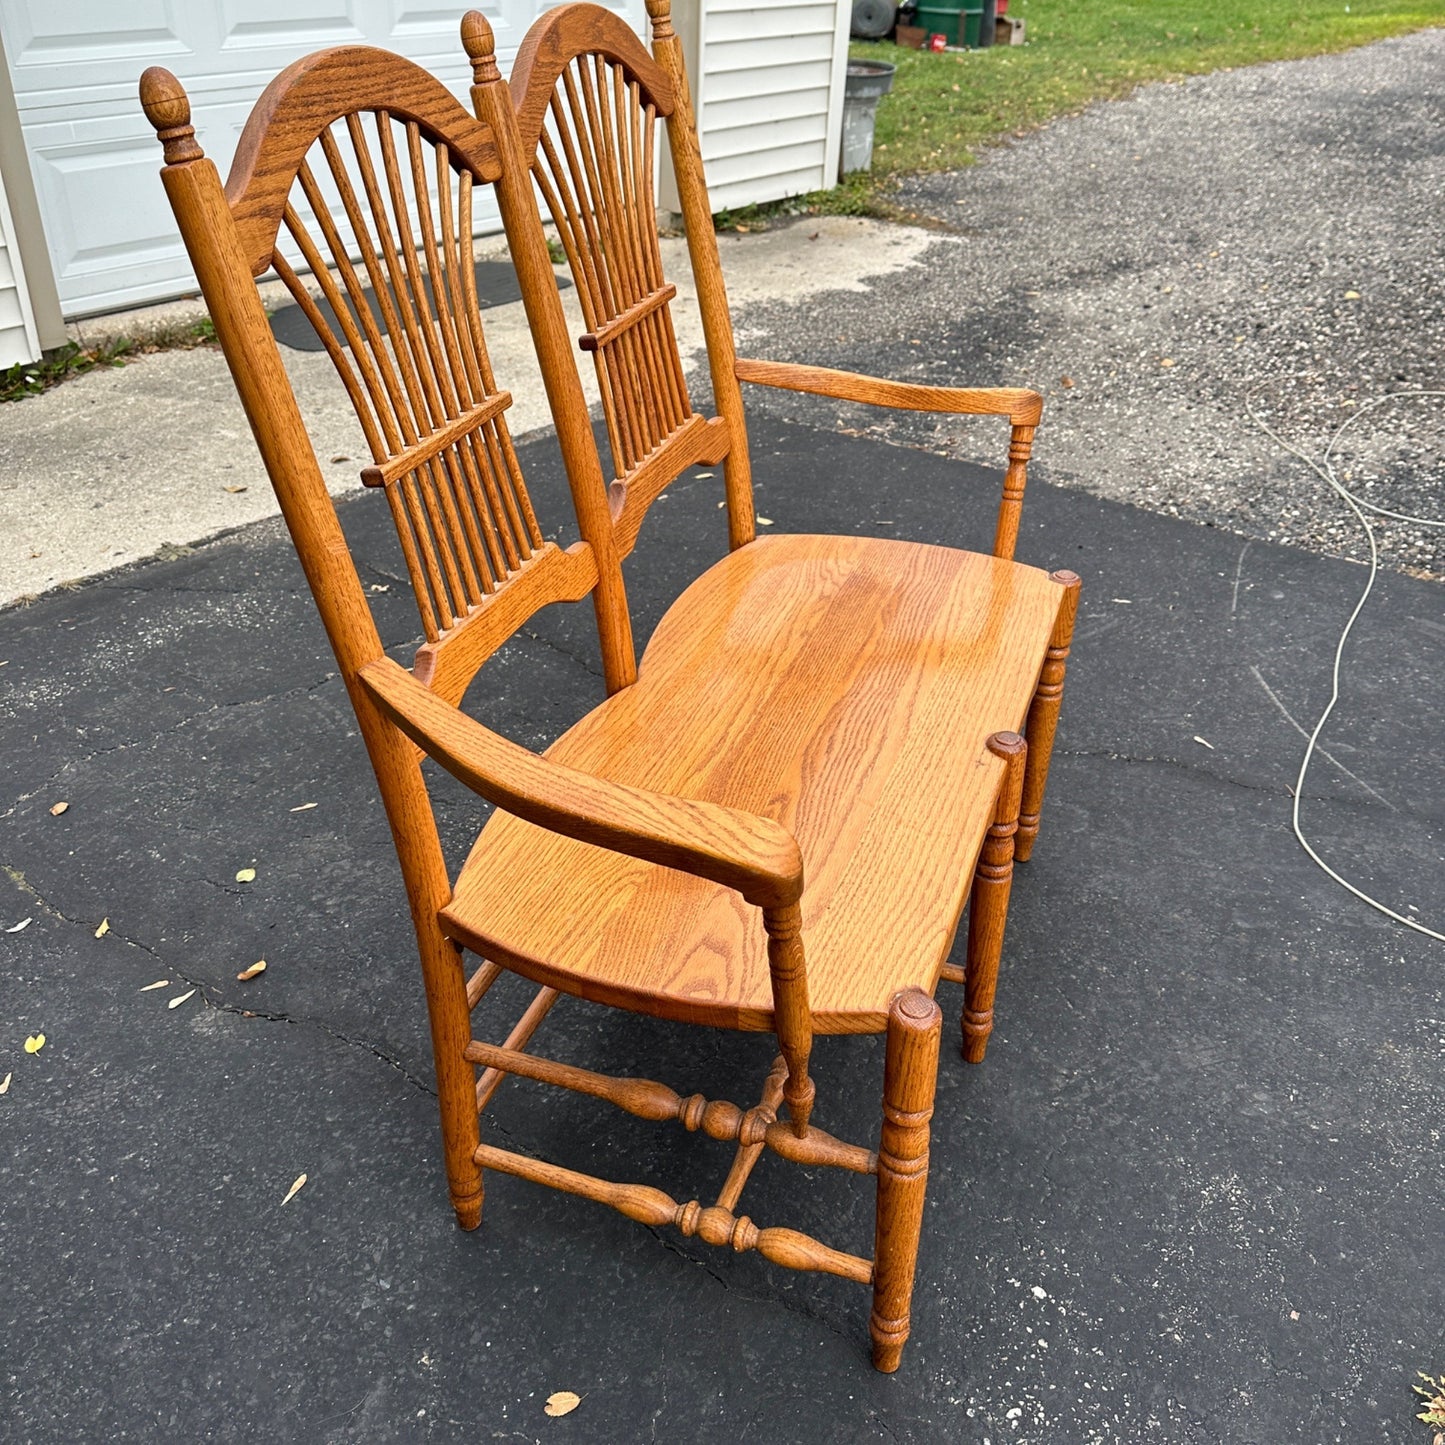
[461,14,639,694]
[138,68,484,1230]
[643,0,755,552]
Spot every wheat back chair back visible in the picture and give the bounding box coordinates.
[484,0,1041,565]
[485,6,754,557]
[138,40,653,1232]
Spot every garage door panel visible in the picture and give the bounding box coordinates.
[218,0,365,52]
[0,0,643,315]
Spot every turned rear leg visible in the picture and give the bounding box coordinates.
[962,732,1027,1063]
[1015,570,1081,863]
[871,988,943,1373]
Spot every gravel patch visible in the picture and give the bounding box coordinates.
[735,28,1445,576]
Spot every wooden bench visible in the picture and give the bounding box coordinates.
[139,5,1079,1371]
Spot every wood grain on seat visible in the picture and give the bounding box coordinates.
[442,534,1065,1032]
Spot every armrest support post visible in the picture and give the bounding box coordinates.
[734,357,1043,561]
[763,903,814,1137]
[995,424,1035,562]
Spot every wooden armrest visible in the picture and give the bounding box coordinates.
[359,657,803,908]
[734,357,1043,428]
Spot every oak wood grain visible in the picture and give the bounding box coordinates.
[441,534,1065,1032]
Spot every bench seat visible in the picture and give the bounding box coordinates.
[441,533,1066,1033]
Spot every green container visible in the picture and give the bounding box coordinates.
[914,1,983,45]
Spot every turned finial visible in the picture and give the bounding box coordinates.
[139,67,203,164]
[644,0,675,40]
[985,730,1026,764]
[460,11,500,83]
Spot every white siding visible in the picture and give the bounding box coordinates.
[693,0,849,212]
[0,161,41,365]
[0,0,647,318]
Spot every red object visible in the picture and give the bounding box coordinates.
[928,31,947,50]
[996,0,1008,11]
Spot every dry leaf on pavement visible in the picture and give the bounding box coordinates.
[168,989,196,1009]
[24,1034,45,1053]
[49,801,69,816]
[0,1072,11,1094]
[95,918,110,938]
[237,960,267,981]
[235,867,256,883]
[7,918,32,933]
[289,803,317,812]
[139,980,169,991]
[282,1173,307,1205]
[544,1392,582,1418]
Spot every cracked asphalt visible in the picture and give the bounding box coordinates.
[4,410,1443,1442]
[3,29,1443,1445]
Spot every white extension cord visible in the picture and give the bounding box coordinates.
[1245,389,1445,943]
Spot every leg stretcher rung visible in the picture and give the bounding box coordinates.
[474,984,559,1110]
[715,1054,789,1212]
[473,1141,874,1286]
[464,1038,875,1174]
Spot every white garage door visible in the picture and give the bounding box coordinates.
[0,0,645,319]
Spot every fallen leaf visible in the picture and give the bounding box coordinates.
[139,980,169,991]
[1060,375,1075,388]
[1160,357,1176,368]
[223,485,248,494]
[1289,1310,1300,1320]
[95,918,110,938]
[1343,290,1360,300]
[290,802,317,812]
[0,1072,10,1094]
[695,471,714,479]
[544,1392,582,1418]
[49,801,69,816]
[237,959,267,981]
[369,583,390,593]
[282,1173,308,1205]
[24,1034,45,1053]
[235,867,257,883]
[1193,736,1215,750]
[757,517,774,526]
[1111,598,1133,604]
[168,989,197,1009]
[6,918,32,933]
[734,223,750,233]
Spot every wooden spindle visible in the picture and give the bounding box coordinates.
[1015,570,1081,862]
[474,1143,873,1284]
[962,731,1027,1063]
[764,902,814,1137]
[993,424,1034,560]
[715,1054,788,1211]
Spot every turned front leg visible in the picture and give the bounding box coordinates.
[962,732,1027,1064]
[871,988,943,1373]
[1015,569,1081,862]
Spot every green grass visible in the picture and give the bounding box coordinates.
[0,318,216,405]
[718,0,1445,225]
